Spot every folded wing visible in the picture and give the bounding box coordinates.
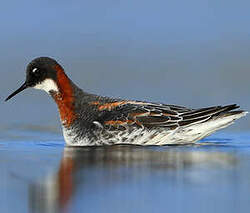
[93,101,241,130]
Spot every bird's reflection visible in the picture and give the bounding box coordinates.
[29,145,237,213]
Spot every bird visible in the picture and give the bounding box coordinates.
[5,57,247,146]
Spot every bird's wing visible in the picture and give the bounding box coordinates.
[90,100,239,130]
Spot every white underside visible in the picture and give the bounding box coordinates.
[62,112,247,146]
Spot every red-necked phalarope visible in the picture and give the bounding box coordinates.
[5,57,247,146]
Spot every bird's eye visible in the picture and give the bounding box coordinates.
[32,68,38,73]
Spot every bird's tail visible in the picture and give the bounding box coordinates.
[176,104,247,143]
[210,104,247,121]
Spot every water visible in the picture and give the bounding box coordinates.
[1,129,250,213]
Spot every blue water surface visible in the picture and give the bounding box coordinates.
[1,128,250,213]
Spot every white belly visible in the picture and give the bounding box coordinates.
[62,112,246,146]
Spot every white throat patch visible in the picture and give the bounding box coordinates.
[33,79,59,94]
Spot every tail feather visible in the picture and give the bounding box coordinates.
[174,108,247,144]
[179,104,245,127]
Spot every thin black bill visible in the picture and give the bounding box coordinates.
[5,82,28,101]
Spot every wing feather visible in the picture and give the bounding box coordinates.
[94,101,240,130]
